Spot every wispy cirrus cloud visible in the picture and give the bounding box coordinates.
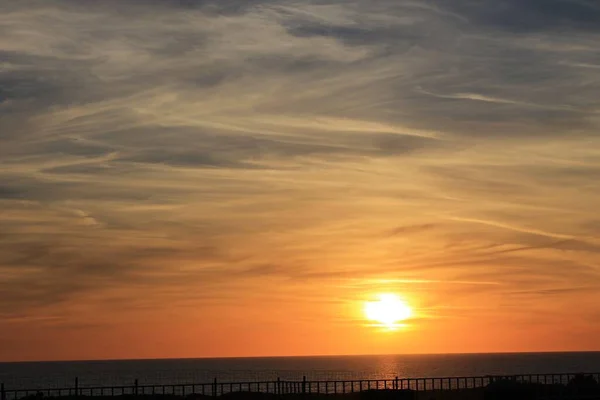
[1,0,600,359]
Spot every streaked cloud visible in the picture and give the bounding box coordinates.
[1,0,600,359]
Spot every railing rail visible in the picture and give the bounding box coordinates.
[2,373,600,400]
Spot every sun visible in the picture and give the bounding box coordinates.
[364,293,412,329]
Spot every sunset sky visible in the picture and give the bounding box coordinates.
[2,0,600,362]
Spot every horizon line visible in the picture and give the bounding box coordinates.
[3,350,600,365]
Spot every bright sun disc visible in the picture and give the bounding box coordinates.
[364,293,412,329]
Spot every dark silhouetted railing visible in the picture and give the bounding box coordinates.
[2,373,600,400]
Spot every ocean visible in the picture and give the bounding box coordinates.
[1,352,600,391]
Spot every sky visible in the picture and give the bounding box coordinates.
[1,0,600,362]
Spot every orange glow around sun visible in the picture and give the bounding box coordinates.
[364,293,413,330]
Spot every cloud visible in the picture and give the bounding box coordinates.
[1,0,600,355]
[444,0,600,33]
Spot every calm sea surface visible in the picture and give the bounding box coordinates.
[1,353,600,390]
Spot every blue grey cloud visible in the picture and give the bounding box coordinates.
[1,0,600,356]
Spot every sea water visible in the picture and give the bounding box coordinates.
[1,352,599,391]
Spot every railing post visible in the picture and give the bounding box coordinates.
[1,383,5,400]
[395,377,399,390]
[212,378,217,397]
[75,377,79,398]
[302,376,306,394]
[135,379,139,396]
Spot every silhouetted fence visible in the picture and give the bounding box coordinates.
[2,373,600,400]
